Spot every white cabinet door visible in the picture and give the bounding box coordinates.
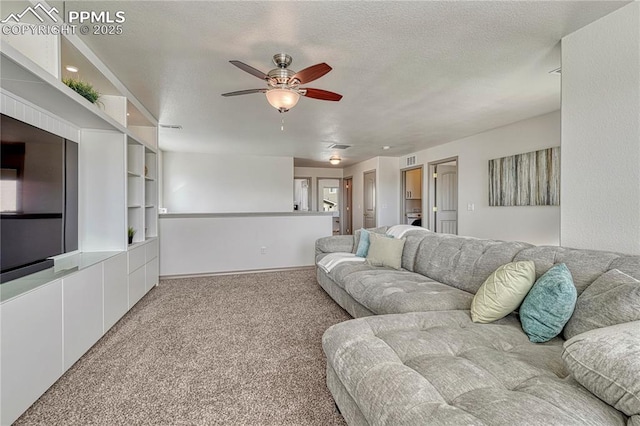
[1,280,63,425]
[128,266,146,308]
[406,169,422,199]
[63,263,104,370]
[103,253,128,332]
[145,257,159,292]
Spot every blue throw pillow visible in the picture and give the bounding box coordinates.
[520,263,577,343]
[355,229,370,257]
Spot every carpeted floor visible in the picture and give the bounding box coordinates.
[15,268,350,425]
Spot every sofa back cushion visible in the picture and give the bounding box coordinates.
[400,231,432,272]
[413,233,532,294]
[513,246,631,295]
[563,269,640,340]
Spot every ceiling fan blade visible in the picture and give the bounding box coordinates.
[221,89,267,97]
[229,60,269,80]
[291,63,332,84]
[302,88,343,101]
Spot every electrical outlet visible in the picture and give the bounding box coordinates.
[260,246,267,255]
[467,203,475,211]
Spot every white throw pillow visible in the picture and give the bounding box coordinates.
[471,261,536,323]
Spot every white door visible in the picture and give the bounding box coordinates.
[363,171,376,228]
[435,163,458,234]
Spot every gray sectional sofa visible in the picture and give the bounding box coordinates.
[315,228,640,426]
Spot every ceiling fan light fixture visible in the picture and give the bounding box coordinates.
[265,88,300,113]
[329,156,341,165]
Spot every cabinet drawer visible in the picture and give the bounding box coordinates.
[128,245,146,273]
[145,238,158,262]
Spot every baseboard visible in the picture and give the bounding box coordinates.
[160,265,316,280]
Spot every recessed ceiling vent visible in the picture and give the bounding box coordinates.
[159,124,183,130]
[328,143,351,150]
[406,155,416,166]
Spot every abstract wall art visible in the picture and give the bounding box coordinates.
[488,147,560,206]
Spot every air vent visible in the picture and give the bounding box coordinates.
[159,124,183,130]
[328,143,351,150]
[406,155,416,166]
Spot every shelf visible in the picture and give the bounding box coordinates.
[127,171,141,177]
[1,42,126,133]
[128,205,142,209]
[144,176,155,181]
[145,205,154,209]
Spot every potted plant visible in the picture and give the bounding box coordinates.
[127,227,136,245]
[62,77,102,105]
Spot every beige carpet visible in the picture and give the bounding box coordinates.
[15,268,350,425]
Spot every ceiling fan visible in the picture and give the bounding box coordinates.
[221,53,343,113]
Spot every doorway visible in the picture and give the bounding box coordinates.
[401,167,423,226]
[293,177,311,211]
[343,177,353,234]
[318,178,341,235]
[428,158,458,234]
[363,170,376,228]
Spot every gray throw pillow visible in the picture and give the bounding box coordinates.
[564,269,640,340]
[562,320,640,416]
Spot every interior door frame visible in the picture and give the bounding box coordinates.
[293,176,312,211]
[427,156,458,232]
[342,176,353,235]
[316,177,343,234]
[363,169,377,228]
[400,165,424,225]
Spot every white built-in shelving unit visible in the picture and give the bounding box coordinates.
[0,19,160,425]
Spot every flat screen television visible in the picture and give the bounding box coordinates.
[0,114,78,283]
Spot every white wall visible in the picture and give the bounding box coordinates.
[159,214,333,276]
[344,157,377,230]
[561,2,640,254]
[401,111,561,245]
[162,152,293,213]
[343,156,400,230]
[377,156,401,227]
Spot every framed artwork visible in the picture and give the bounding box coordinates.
[489,147,560,206]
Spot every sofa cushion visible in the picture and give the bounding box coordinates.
[513,246,640,295]
[315,234,354,257]
[414,233,532,294]
[343,270,474,314]
[400,231,431,272]
[564,269,640,340]
[366,233,405,269]
[471,261,536,323]
[323,311,626,426]
[562,321,640,416]
[520,263,577,343]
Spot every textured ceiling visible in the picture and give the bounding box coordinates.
[71,1,628,167]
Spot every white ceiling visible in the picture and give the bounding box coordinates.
[72,1,628,167]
